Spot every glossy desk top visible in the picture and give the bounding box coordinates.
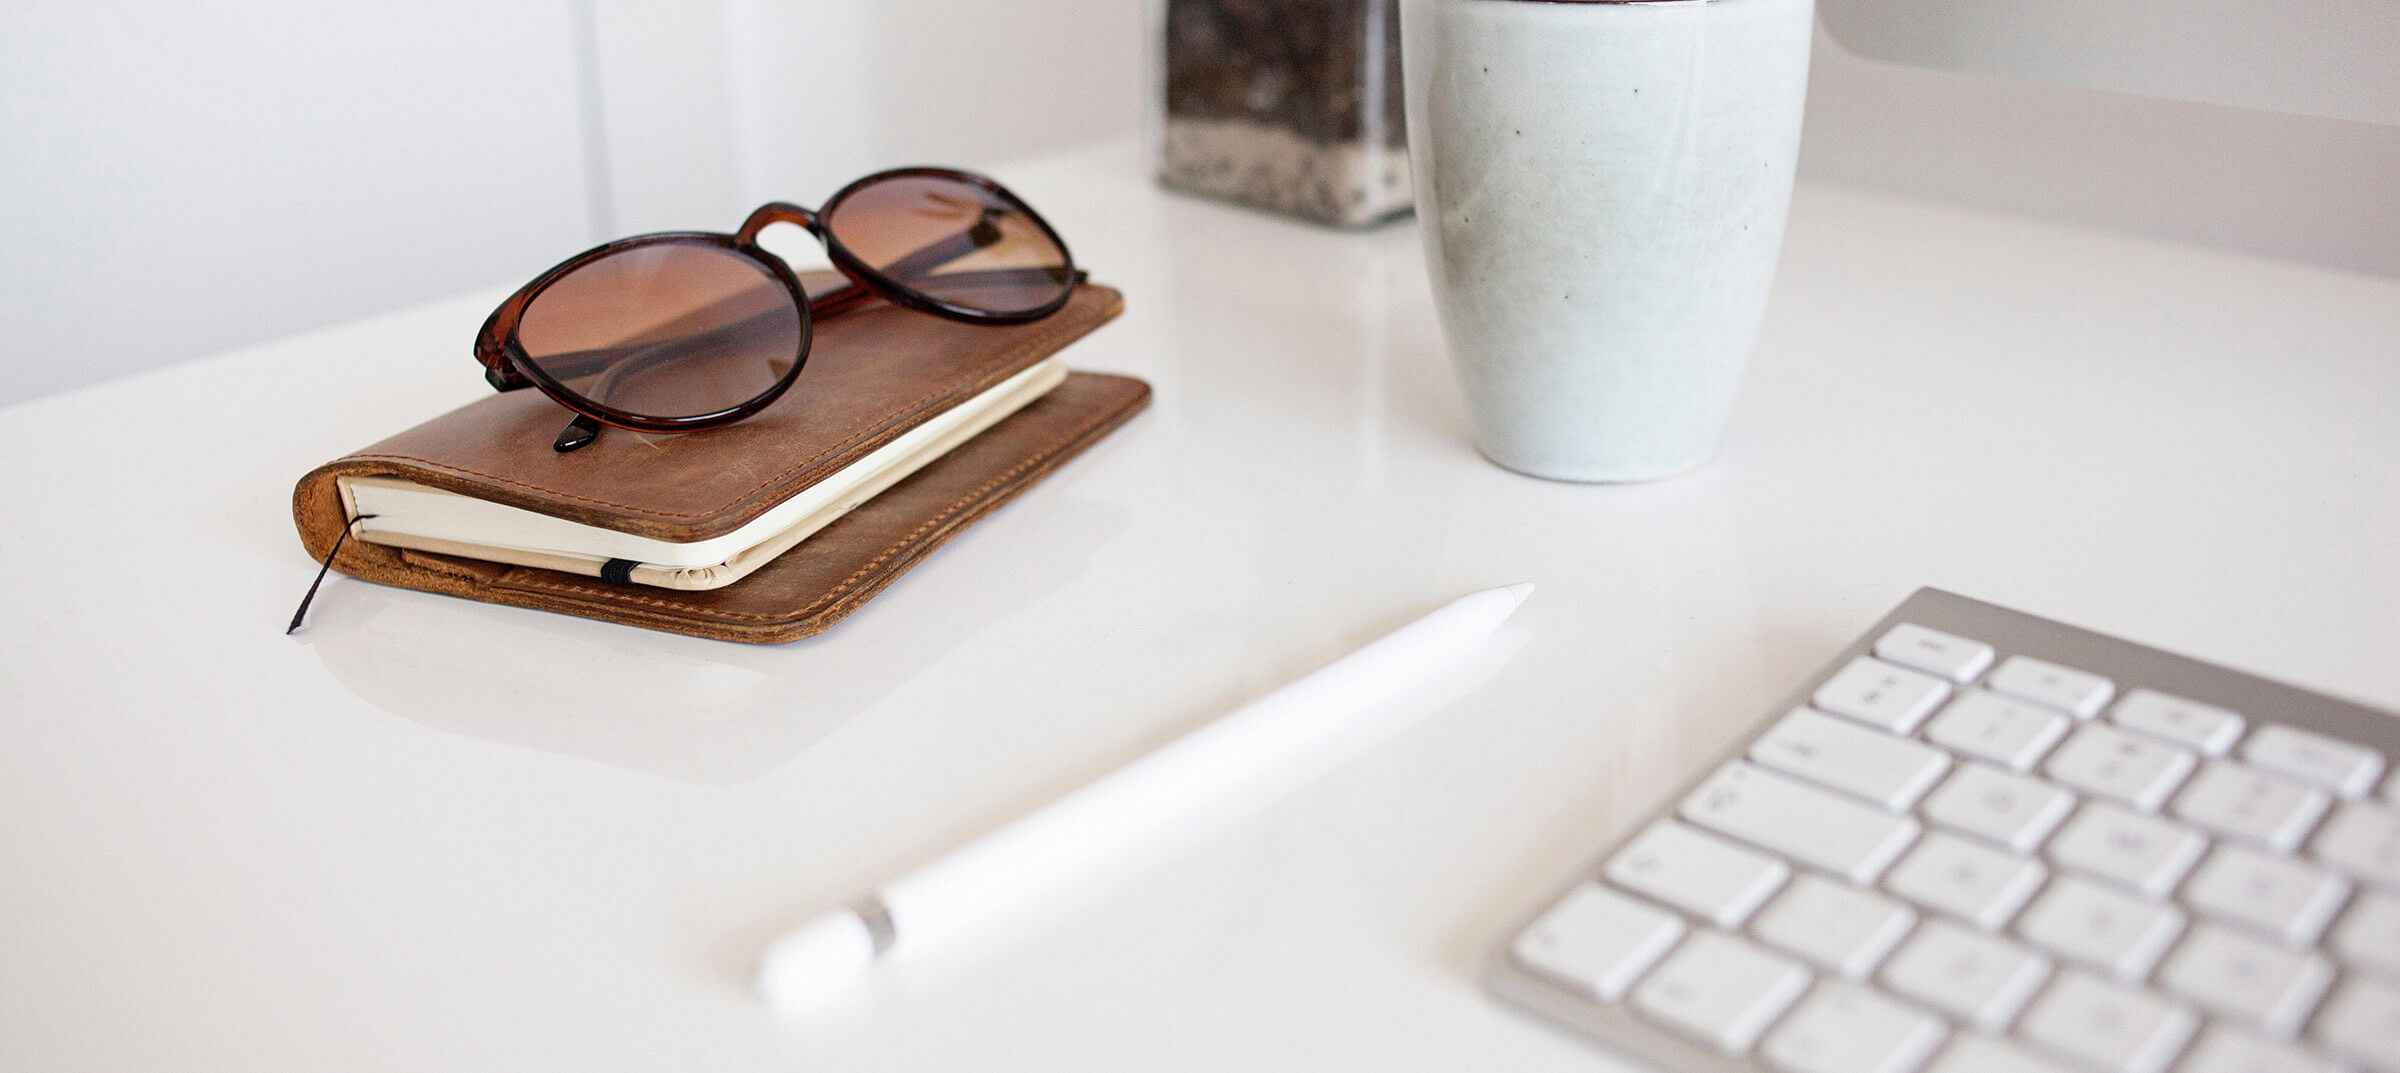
[2,140,2395,1071]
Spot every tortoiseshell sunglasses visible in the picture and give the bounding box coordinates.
[472,166,1084,452]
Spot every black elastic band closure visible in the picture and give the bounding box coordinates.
[851,895,898,957]
[600,558,640,585]
[287,513,377,634]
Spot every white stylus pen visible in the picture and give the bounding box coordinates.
[758,583,1533,1010]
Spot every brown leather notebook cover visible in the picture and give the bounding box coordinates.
[294,279,1147,644]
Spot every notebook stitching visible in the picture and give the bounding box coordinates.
[347,302,1109,522]
[499,383,1135,621]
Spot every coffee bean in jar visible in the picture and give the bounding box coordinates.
[1158,0,1410,228]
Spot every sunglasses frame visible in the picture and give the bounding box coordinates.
[472,166,1082,443]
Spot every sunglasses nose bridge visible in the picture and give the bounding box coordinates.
[737,201,820,245]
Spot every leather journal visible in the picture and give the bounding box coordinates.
[293,278,1147,644]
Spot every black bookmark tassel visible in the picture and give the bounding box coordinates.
[286,513,376,634]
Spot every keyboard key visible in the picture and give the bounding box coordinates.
[1926,1034,2072,1073]
[1884,831,2047,928]
[1750,708,1951,811]
[2157,923,2334,1036]
[2045,723,2197,810]
[1604,821,1790,928]
[1761,981,1948,1073]
[1880,919,2050,1030]
[1814,657,1953,734]
[2312,800,2400,888]
[1986,656,2114,718]
[2172,761,2332,852]
[1923,763,2076,853]
[2017,970,2199,1073]
[2178,1026,2341,1073]
[2184,845,2351,945]
[1874,623,1996,683]
[1679,763,1922,885]
[1511,884,1685,1001]
[1629,930,1809,1054]
[1751,873,1917,979]
[2017,875,2185,979]
[2243,724,2385,799]
[2313,975,2400,1071]
[2108,689,2245,756]
[2046,802,2208,897]
[2332,888,2400,978]
[1926,690,2074,772]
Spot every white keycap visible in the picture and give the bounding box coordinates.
[2313,800,2400,888]
[1885,831,2048,929]
[2017,875,2185,979]
[2172,761,2332,852]
[2108,689,2246,756]
[1510,883,1686,1001]
[2313,975,2400,1072]
[1604,821,1790,927]
[1751,708,1952,811]
[2243,724,2386,799]
[1629,930,1810,1054]
[2045,723,2198,810]
[2046,802,2208,897]
[1679,763,1923,885]
[1986,656,2115,718]
[2332,888,2400,978]
[2184,845,2352,945]
[1926,1034,2073,1073]
[1814,657,1954,734]
[1751,874,1917,979]
[2017,970,2199,1073]
[1875,622,1996,683]
[1923,763,2077,853]
[2158,923,2334,1036]
[1927,690,2074,772]
[1879,919,2051,1030]
[1761,981,1948,1073]
[2180,1026,2341,1073]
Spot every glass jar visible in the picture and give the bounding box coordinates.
[1155,0,1412,228]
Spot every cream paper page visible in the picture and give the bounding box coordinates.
[339,358,1065,590]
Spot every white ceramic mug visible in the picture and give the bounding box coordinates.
[1400,0,1813,482]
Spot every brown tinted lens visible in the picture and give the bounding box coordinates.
[515,241,802,421]
[823,175,1072,315]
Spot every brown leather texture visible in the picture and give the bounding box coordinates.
[294,280,1148,644]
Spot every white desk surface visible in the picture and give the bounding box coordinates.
[3,139,2396,1071]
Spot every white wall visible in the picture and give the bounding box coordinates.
[4,2,2388,406]
[0,2,594,405]
[591,0,1146,231]
[0,0,1145,406]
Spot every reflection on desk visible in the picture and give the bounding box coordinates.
[305,493,1128,784]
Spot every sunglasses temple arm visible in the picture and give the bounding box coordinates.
[806,265,1087,322]
[539,314,783,453]
[520,302,798,381]
[807,280,882,319]
[872,219,997,284]
[862,210,1078,288]
[554,414,604,453]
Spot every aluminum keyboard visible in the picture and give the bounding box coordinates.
[1489,588,2400,1073]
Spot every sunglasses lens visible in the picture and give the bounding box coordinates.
[515,241,802,421]
[822,174,1073,316]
